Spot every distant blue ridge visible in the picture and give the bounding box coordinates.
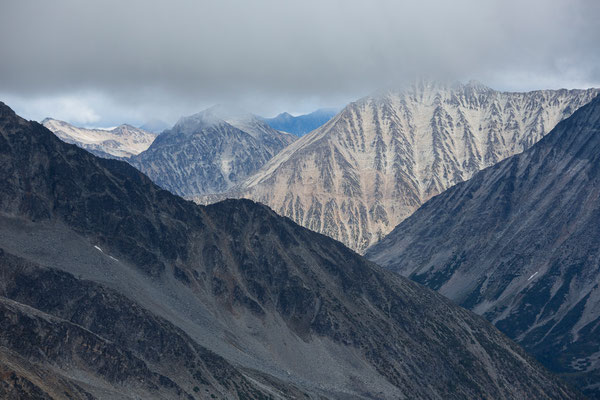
[261,108,337,136]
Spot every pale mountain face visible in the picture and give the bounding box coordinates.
[42,118,157,159]
[227,81,599,253]
[366,95,600,397]
[130,108,296,196]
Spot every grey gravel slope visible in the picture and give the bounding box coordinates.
[366,95,600,397]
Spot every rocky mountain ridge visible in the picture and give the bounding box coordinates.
[42,118,157,159]
[130,106,296,196]
[218,81,599,253]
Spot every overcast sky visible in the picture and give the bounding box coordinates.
[1,0,599,127]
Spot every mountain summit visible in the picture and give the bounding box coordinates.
[130,107,296,196]
[229,81,599,252]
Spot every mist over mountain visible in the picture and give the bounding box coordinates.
[139,118,170,134]
[366,95,600,397]
[262,108,338,136]
[218,81,598,253]
[0,101,582,399]
[129,106,296,196]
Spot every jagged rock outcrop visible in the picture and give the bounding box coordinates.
[0,101,582,399]
[223,81,598,253]
[366,95,600,398]
[130,106,296,196]
[42,118,157,159]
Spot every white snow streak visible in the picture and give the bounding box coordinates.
[94,245,119,262]
[528,271,539,281]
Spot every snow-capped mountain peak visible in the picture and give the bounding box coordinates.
[42,118,157,159]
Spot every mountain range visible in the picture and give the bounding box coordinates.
[262,108,338,136]
[0,101,582,399]
[42,118,158,159]
[366,94,600,397]
[129,106,297,196]
[214,81,599,253]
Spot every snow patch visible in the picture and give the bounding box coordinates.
[528,271,539,281]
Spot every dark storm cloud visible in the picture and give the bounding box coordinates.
[1,0,599,125]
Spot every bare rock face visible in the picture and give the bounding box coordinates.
[0,101,583,399]
[366,95,600,397]
[129,106,296,196]
[42,118,157,159]
[222,81,598,253]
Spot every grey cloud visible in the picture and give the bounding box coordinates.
[0,0,598,125]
